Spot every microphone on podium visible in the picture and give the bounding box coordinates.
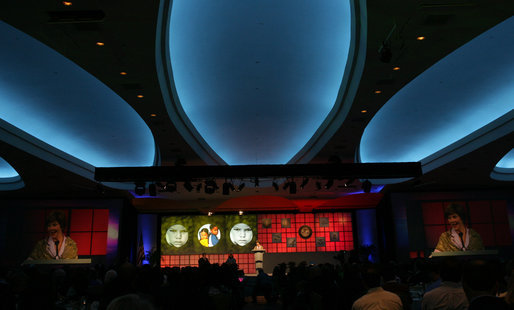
[54,240,60,259]
[458,232,465,251]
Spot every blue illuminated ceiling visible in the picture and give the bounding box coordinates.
[160,0,358,165]
[359,17,514,180]
[0,21,156,171]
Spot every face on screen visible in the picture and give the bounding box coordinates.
[230,223,253,246]
[166,224,188,248]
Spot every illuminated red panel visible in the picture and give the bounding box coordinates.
[424,225,445,248]
[468,201,492,223]
[472,224,495,247]
[91,232,107,255]
[491,200,508,223]
[93,209,109,231]
[69,232,91,256]
[70,209,92,231]
[422,202,445,225]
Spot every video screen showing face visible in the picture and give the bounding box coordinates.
[161,214,256,254]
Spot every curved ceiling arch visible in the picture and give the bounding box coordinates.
[0,22,156,171]
[157,0,366,165]
[359,17,514,183]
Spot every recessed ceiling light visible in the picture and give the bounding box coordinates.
[374,90,382,94]
[150,114,157,117]
[62,1,72,6]
[120,72,127,75]
[393,66,400,71]
[96,42,105,46]
[416,36,425,41]
[137,95,144,98]
[361,110,368,113]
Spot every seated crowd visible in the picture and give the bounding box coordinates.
[0,253,513,310]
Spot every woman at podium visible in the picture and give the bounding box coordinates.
[434,204,484,253]
[28,211,78,260]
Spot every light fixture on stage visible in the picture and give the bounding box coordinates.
[208,211,213,216]
[183,181,193,192]
[236,182,245,192]
[134,182,145,196]
[362,180,372,193]
[148,183,157,196]
[324,178,334,190]
[315,181,322,190]
[239,210,244,216]
[205,180,218,194]
[345,178,355,187]
[166,182,177,192]
[300,178,309,189]
[272,181,279,191]
[222,181,235,195]
[289,181,297,194]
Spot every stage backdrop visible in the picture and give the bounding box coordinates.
[161,214,257,254]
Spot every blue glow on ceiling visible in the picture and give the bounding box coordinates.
[169,0,352,165]
[360,17,514,166]
[0,157,19,178]
[0,21,156,168]
[496,149,514,169]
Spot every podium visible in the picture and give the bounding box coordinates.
[22,258,92,265]
[430,250,498,258]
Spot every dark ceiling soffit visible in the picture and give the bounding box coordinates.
[94,162,422,182]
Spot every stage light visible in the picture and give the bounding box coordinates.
[183,181,193,192]
[300,178,309,189]
[315,181,322,190]
[204,180,218,194]
[272,181,279,191]
[134,182,145,196]
[362,180,372,193]
[208,211,213,216]
[324,178,334,190]
[148,183,157,196]
[222,182,233,195]
[239,210,244,216]
[166,182,177,192]
[289,181,297,194]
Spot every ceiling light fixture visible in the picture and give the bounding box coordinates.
[148,183,157,196]
[134,182,145,196]
[150,114,157,117]
[362,180,372,193]
[393,66,400,71]
[96,42,105,46]
[204,180,218,194]
[361,110,368,114]
[183,181,193,192]
[137,95,144,98]
[374,90,382,94]
[324,178,334,190]
[120,71,127,75]
[416,36,425,41]
[62,1,72,6]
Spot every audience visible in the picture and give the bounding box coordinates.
[421,257,468,310]
[3,252,513,310]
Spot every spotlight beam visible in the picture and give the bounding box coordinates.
[95,162,422,182]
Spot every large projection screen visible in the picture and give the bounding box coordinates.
[161,215,257,254]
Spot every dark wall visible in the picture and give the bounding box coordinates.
[261,252,340,273]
